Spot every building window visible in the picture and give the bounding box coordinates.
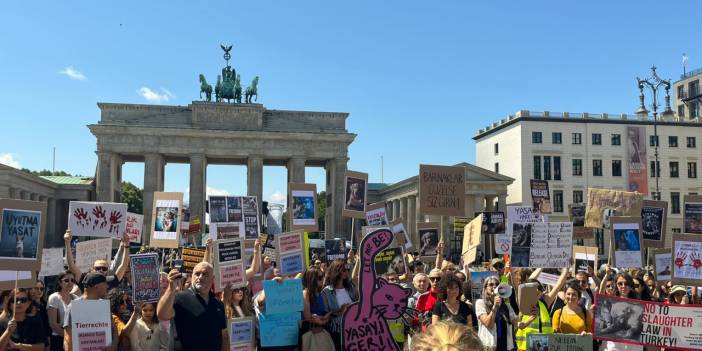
[572,133,582,145]
[669,136,678,147]
[689,162,697,178]
[554,156,561,180]
[533,156,541,180]
[552,132,562,144]
[678,85,685,99]
[690,80,699,97]
[554,190,563,213]
[592,133,602,145]
[494,143,499,155]
[573,190,583,203]
[650,135,659,147]
[652,192,661,201]
[672,228,682,234]
[650,161,660,177]
[687,137,696,148]
[495,162,499,174]
[672,192,680,214]
[691,101,699,118]
[544,156,551,180]
[612,160,622,177]
[532,132,542,144]
[595,229,605,255]
[678,104,685,118]
[593,159,602,176]
[611,134,621,146]
[670,161,679,178]
[572,159,582,176]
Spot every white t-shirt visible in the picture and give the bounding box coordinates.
[475,299,516,350]
[47,292,78,336]
[335,288,353,307]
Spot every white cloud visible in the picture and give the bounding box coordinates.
[137,87,175,103]
[206,186,229,197]
[267,191,286,204]
[0,153,21,169]
[58,66,87,81]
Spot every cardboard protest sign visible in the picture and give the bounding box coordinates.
[518,283,540,315]
[526,333,549,351]
[512,222,572,268]
[469,271,498,302]
[418,164,466,216]
[228,317,255,351]
[652,248,672,282]
[641,200,667,247]
[69,299,112,351]
[259,312,300,347]
[683,195,702,234]
[671,234,702,286]
[585,188,643,229]
[0,270,34,290]
[343,170,368,219]
[610,217,644,269]
[130,253,160,303]
[342,228,410,351]
[417,222,440,257]
[0,199,46,271]
[573,245,597,274]
[374,247,407,276]
[209,222,244,240]
[536,272,560,287]
[528,333,591,351]
[325,239,346,262]
[594,293,702,350]
[390,220,412,250]
[502,206,543,255]
[68,201,127,238]
[75,238,112,273]
[276,230,305,275]
[149,192,182,248]
[263,279,304,314]
[461,215,482,265]
[569,203,592,240]
[242,196,260,240]
[181,247,205,275]
[478,212,505,234]
[125,212,143,243]
[365,202,389,226]
[530,179,551,214]
[288,183,318,232]
[213,239,246,291]
[39,248,65,277]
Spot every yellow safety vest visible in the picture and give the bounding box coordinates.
[515,301,553,350]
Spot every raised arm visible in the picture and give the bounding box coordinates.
[113,233,130,281]
[110,241,125,272]
[157,270,181,321]
[528,268,543,281]
[544,267,570,306]
[64,230,82,280]
[245,239,261,280]
[434,241,444,269]
[203,239,213,264]
[599,265,612,294]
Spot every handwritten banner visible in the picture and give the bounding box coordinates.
[39,248,64,277]
[68,201,127,238]
[75,238,112,273]
[228,317,254,351]
[276,230,305,275]
[584,188,643,229]
[125,212,143,243]
[262,279,303,315]
[511,222,572,268]
[130,253,160,303]
[214,239,245,291]
[259,312,299,347]
[461,215,482,264]
[671,234,702,286]
[502,206,543,255]
[418,164,466,216]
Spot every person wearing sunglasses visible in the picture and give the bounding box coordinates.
[321,259,358,351]
[0,288,46,350]
[64,229,131,294]
[47,271,79,351]
[222,285,255,319]
[29,279,51,348]
[476,276,518,350]
[415,268,443,330]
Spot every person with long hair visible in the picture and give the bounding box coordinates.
[431,273,474,327]
[0,288,47,350]
[223,286,255,319]
[410,321,484,351]
[301,266,332,350]
[108,288,140,350]
[321,259,358,351]
[47,271,79,351]
[597,271,643,351]
[667,285,690,305]
[475,276,518,351]
[29,279,50,347]
[129,302,168,351]
[552,282,592,335]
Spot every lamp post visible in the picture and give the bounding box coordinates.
[636,66,673,200]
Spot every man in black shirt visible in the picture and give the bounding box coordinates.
[64,229,130,292]
[157,262,228,351]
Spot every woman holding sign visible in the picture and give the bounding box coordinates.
[0,288,46,350]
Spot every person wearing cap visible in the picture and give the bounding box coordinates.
[667,285,690,304]
[64,229,130,294]
[63,272,116,350]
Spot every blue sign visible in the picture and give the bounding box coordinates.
[259,312,300,347]
[279,252,304,275]
[263,279,303,314]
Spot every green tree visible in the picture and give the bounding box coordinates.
[21,168,76,176]
[121,181,143,214]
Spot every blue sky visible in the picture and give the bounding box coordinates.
[0,1,697,205]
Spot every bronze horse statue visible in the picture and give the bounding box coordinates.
[245,76,259,103]
[199,74,212,102]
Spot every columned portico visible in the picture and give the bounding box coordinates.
[189,154,207,227]
[325,157,348,239]
[143,153,165,244]
[287,157,306,184]
[247,156,263,207]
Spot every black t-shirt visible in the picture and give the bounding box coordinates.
[431,301,474,325]
[0,315,46,347]
[173,288,226,351]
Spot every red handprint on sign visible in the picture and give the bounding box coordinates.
[92,206,108,230]
[691,252,702,270]
[108,211,123,235]
[73,208,90,228]
[675,252,686,269]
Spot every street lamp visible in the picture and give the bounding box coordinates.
[636,66,674,200]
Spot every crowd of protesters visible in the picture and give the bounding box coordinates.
[0,228,699,351]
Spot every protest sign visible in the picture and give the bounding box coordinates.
[365,202,389,226]
[0,199,46,271]
[68,201,127,238]
[652,248,672,282]
[390,220,412,250]
[536,272,560,287]
[526,333,549,351]
[502,206,543,255]
[39,247,65,277]
[343,170,368,219]
[69,299,112,351]
[417,222,440,257]
[418,164,466,216]
[461,215,482,265]
[683,195,702,234]
[210,222,244,240]
[325,239,346,262]
[228,317,255,351]
[263,279,303,314]
[549,333,592,351]
[641,200,667,247]
[573,245,597,274]
[511,222,572,268]
[671,234,702,286]
[259,312,300,347]
[0,270,34,290]
[519,283,540,315]
[611,217,644,269]
[584,188,643,229]
[125,212,143,243]
[569,203,592,240]
[76,238,112,273]
[289,183,318,232]
[130,253,160,303]
[374,247,406,276]
[214,239,246,291]
[276,230,305,275]
[530,179,551,214]
[150,192,182,248]
[594,293,702,350]
[469,271,498,302]
[208,196,237,223]
[181,247,205,275]
[242,196,260,239]
[478,212,505,234]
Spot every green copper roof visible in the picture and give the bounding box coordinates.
[367,183,389,191]
[40,176,94,185]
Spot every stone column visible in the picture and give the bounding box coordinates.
[497,195,507,212]
[416,196,424,222]
[189,155,207,231]
[400,197,408,225]
[474,196,484,214]
[325,157,348,240]
[386,201,393,220]
[407,195,417,247]
[0,186,10,199]
[8,188,19,199]
[20,190,30,200]
[465,195,475,217]
[96,151,113,202]
[247,156,264,206]
[47,197,57,247]
[287,157,306,184]
[30,193,38,201]
[392,199,400,222]
[143,154,165,245]
[110,154,123,202]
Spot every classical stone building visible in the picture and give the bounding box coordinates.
[89,102,356,242]
[368,162,513,259]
